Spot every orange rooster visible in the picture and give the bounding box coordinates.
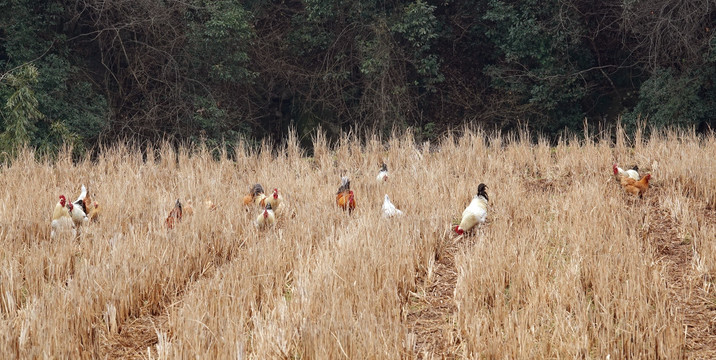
[83,189,92,211]
[82,189,100,222]
[336,177,356,213]
[166,199,183,229]
[620,174,651,198]
[88,201,101,222]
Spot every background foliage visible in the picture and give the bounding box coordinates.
[1,0,714,154]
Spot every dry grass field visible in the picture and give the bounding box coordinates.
[1,127,715,359]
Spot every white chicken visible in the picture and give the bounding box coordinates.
[255,203,276,229]
[51,195,76,239]
[612,163,639,182]
[381,194,403,218]
[376,163,388,183]
[454,183,488,235]
[71,185,89,227]
[69,202,89,227]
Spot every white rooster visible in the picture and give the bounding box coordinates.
[454,183,488,235]
[255,203,276,229]
[381,194,403,218]
[51,195,76,239]
[267,188,283,215]
[612,163,639,182]
[70,185,89,227]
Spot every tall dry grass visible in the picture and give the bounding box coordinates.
[0,128,714,358]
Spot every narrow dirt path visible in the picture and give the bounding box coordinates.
[405,232,469,359]
[100,289,185,359]
[100,304,173,359]
[645,197,716,359]
[99,244,227,358]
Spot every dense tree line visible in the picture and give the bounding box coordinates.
[1,0,714,155]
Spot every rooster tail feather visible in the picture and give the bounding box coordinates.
[250,184,265,196]
[76,184,87,203]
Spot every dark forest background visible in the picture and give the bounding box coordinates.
[1,0,714,156]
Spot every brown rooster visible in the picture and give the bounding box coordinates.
[88,201,101,222]
[166,199,183,229]
[82,188,100,222]
[620,174,651,198]
[336,177,356,213]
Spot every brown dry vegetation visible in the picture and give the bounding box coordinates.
[1,128,715,359]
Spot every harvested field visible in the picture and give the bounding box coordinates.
[1,128,715,358]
